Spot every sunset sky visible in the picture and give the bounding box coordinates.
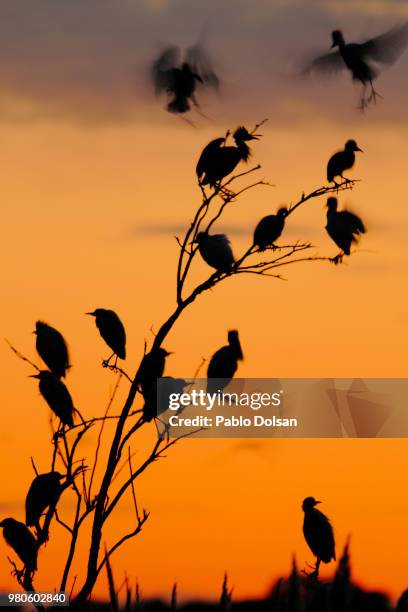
[1,0,408,605]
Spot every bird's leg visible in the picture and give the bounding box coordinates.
[367,80,383,105]
[330,252,344,265]
[102,352,115,368]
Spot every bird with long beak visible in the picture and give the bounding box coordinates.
[327,140,362,185]
[196,127,260,188]
[30,370,75,427]
[303,24,408,109]
[86,308,126,367]
[302,497,336,579]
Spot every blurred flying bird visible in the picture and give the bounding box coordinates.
[152,43,219,114]
[143,377,189,422]
[196,127,259,187]
[194,232,235,273]
[86,308,126,365]
[327,140,362,185]
[0,518,37,572]
[34,321,70,378]
[138,347,172,399]
[253,208,288,250]
[304,24,408,108]
[31,370,75,427]
[302,496,336,578]
[207,330,243,393]
[325,197,366,260]
[25,472,64,531]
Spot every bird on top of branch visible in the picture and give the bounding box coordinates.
[86,308,126,366]
[34,321,70,378]
[302,496,336,579]
[207,330,243,394]
[327,140,363,186]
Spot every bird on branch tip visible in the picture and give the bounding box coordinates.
[194,232,235,273]
[253,207,288,250]
[207,330,243,394]
[327,140,362,186]
[86,308,126,365]
[196,127,260,188]
[325,197,366,262]
[151,43,219,115]
[34,321,70,378]
[0,518,38,572]
[25,472,64,532]
[303,24,408,109]
[302,496,336,579]
[30,370,75,427]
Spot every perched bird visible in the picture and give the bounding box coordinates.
[304,25,408,108]
[325,197,366,258]
[253,208,288,250]
[207,330,243,393]
[152,44,219,114]
[196,127,259,187]
[327,140,362,185]
[86,308,126,364]
[31,371,75,427]
[25,472,64,530]
[143,377,189,422]
[138,347,172,399]
[34,321,70,378]
[194,232,235,273]
[302,497,336,578]
[0,518,37,572]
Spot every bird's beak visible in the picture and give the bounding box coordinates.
[249,134,260,140]
[29,374,40,379]
[85,312,95,316]
[315,500,322,504]
[356,147,363,152]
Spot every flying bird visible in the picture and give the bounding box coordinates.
[325,197,366,261]
[0,518,38,572]
[143,377,189,422]
[25,472,64,531]
[86,308,126,365]
[327,140,362,185]
[196,127,259,188]
[207,330,243,394]
[194,232,235,273]
[138,347,172,399]
[304,24,408,108]
[152,43,219,115]
[253,208,288,250]
[34,321,70,378]
[31,371,75,427]
[302,496,336,578]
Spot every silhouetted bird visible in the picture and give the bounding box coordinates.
[326,197,366,258]
[196,127,259,187]
[207,330,243,393]
[152,44,219,114]
[86,308,126,364]
[253,208,288,250]
[138,348,172,399]
[25,472,64,530]
[302,497,336,578]
[34,321,70,378]
[31,371,75,427]
[327,140,362,185]
[0,518,37,571]
[143,377,189,422]
[194,232,235,273]
[304,25,408,108]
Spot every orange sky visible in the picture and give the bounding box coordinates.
[1,0,408,604]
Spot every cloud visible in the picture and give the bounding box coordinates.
[0,0,407,125]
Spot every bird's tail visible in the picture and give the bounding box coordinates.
[167,96,190,114]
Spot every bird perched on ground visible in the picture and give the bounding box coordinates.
[31,371,75,427]
[207,330,243,394]
[327,140,362,185]
[303,24,408,108]
[0,518,37,572]
[325,197,366,260]
[25,472,64,531]
[253,208,288,250]
[86,308,126,365]
[143,377,189,422]
[194,232,235,273]
[152,44,219,114]
[196,127,259,188]
[34,321,70,378]
[138,347,172,399]
[302,497,336,578]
